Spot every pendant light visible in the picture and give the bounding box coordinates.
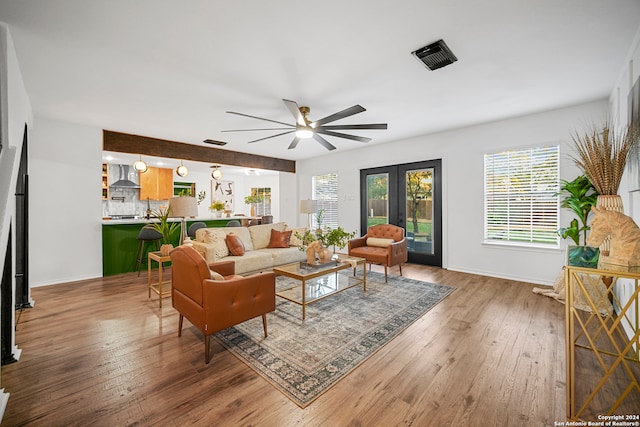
[211,165,222,180]
[176,160,188,177]
[133,155,148,173]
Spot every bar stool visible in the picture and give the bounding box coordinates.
[135,227,163,276]
[187,222,207,239]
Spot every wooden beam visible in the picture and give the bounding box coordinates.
[102,130,296,174]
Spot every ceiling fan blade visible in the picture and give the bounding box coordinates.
[283,99,306,126]
[317,129,371,143]
[288,137,301,150]
[318,123,387,130]
[247,130,294,144]
[311,105,366,127]
[221,127,293,132]
[313,134,336,151]
[227,111,294,127]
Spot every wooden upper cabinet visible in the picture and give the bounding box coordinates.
[156,167,173,200]
[139,167,173,201]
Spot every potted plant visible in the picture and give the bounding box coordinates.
[570,120,638,256]
[317,227,356,253]
[244,194,263,216]
[209,200,226,217]
[557,175,599,268]
[144,206,179,255]
[314,209,325,232]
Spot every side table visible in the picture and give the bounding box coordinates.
[148,251,172,307]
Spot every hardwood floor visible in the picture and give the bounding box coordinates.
[1,264,567,426]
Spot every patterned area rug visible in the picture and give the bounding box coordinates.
[215,270,455,408]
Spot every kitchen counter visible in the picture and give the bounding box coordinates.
[102,216,251,225]
[101,217,257,276]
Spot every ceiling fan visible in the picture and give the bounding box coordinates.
[222,99,387,151]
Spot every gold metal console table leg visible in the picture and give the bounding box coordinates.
[565,266,640,421]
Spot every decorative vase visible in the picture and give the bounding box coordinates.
[215,210,222,218]
[160,244,173,256]
[250,204,256,217]
[566,245,600,269]
[318,247,332,263]
[595,195,623,256]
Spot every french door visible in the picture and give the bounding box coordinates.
[359,159,442,267]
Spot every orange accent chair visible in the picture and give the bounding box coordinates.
[169,246,276,364]
[348,224,408,282]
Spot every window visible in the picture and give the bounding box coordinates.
[313,173,338,229]
[484,145,559,246]
[250,187,271,216]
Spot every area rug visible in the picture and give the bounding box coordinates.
[214,270,455,407]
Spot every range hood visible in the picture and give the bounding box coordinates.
[110,164,141,188]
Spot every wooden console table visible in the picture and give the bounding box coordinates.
[564,266,640,421]
[148,251,172,307]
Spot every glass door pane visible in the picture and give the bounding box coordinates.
[360,160,441,267]
[366,173,389,228]
[405,168,434,255]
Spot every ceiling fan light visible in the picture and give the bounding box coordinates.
[133,156,148,173]
[295,127,314,139]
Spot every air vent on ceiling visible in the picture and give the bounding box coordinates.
[203,139,227,146]
[411,39,457,71]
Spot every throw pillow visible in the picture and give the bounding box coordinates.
[225,233,245,256]
[268,229,292,248]
[366,237,395,247]
[209,269,225,281]
[202,229,229,259]
[288,227,308,247]
[228,227,254,251]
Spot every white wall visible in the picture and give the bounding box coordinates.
[296,99,609,286]
[607,24,640,340]
[29,118,103,286]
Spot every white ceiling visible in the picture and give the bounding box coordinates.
[2,0,640,168]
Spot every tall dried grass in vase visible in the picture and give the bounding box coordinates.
[570,121,638,195]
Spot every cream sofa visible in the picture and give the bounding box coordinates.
[191,222,307,274]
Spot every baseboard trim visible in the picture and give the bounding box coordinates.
[446,266,554,286]
[31,273,102,288]
[0,388,9,423]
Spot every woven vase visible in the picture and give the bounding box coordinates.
[595,195,624,256]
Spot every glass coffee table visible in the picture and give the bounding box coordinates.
[273,255,366,319]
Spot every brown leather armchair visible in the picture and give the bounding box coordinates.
[170,246,276,364]
[348,224,408,282]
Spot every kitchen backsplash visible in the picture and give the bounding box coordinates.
[102,187,167,218]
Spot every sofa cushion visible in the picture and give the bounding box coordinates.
[225,251,273,274]
[266,247,307,266]
[268,229,292,248]
[209,269,225,281]
[249,222,287,249]
[349,246,388,264]
[225,233,245,256]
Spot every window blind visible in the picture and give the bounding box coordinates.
[484,145,559,246]
[313,173,339,229]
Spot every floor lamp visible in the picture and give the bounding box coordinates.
[299,199,317,229]
[169,196,198,245]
